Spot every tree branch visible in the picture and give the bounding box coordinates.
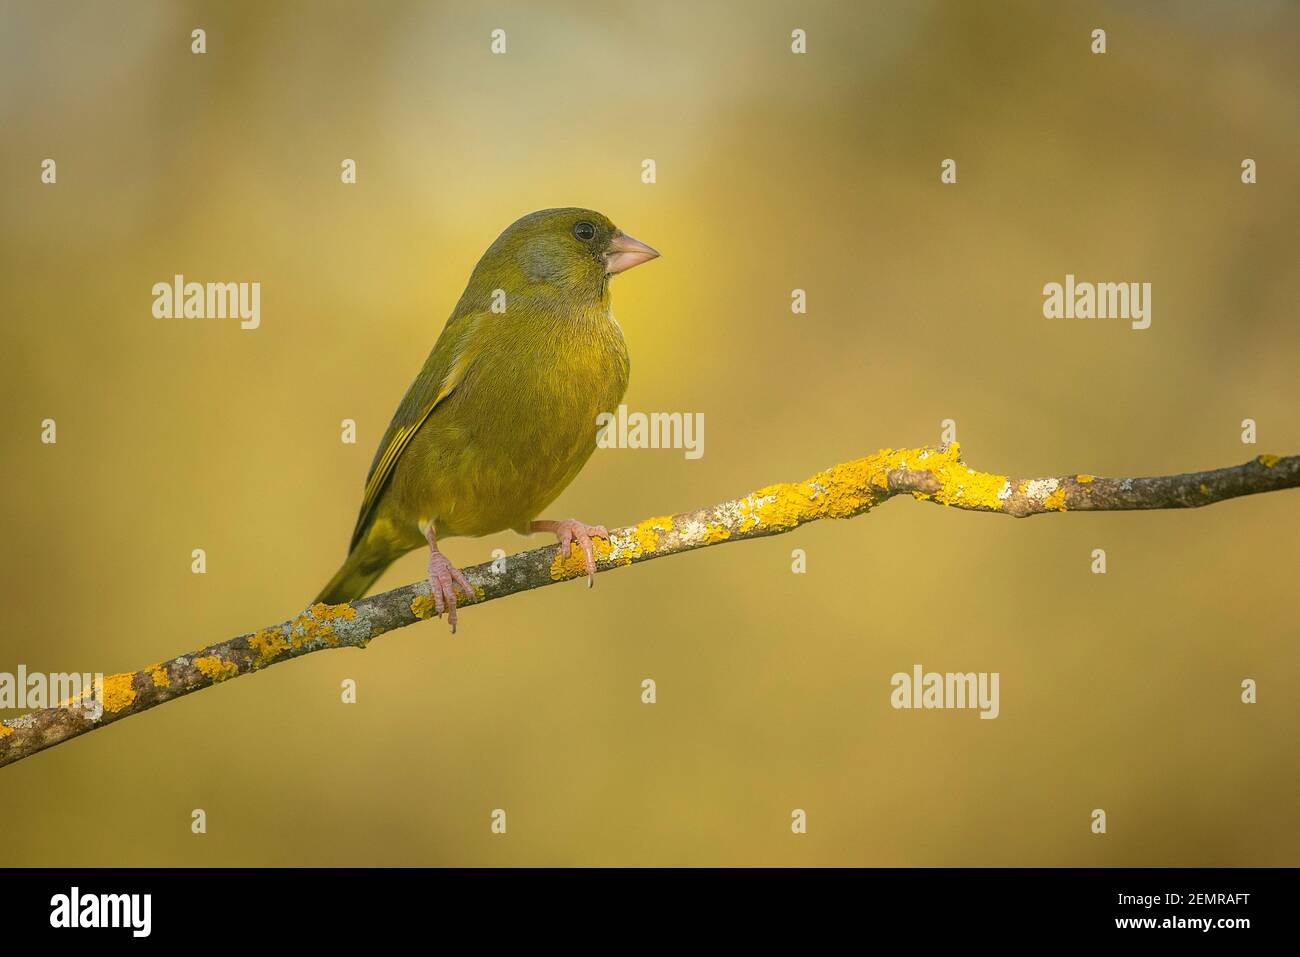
[3,444,1296,768]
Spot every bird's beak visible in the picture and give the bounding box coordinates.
[604,232,660,275]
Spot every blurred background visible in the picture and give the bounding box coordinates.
[2,0,1297,866]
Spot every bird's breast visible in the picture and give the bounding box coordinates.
[399,308,630,538]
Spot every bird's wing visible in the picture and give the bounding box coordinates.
[348,310,484,552]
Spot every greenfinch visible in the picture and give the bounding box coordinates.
[315,208,660,630]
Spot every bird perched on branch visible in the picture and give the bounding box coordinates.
[316,208,660,630]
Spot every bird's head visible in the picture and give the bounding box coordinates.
[477,207,659,299]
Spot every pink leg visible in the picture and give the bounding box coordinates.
[531,519,609,588]
[424,525,475,633]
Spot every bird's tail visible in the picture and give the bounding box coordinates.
[314,547,389,606]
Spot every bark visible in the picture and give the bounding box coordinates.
[2,444,1296,769]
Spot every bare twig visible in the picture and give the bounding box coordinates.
[2,444,1296,768]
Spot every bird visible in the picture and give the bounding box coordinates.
[315,207,660,631]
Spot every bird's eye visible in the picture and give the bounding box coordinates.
[573,221,597,241]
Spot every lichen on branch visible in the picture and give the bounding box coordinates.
[2,444,1296,769]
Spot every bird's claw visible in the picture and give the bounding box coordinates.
[427,552,474,633]
[552,519,609,587]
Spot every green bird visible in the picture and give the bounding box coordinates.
[315,207,659,630]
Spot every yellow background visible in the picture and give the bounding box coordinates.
[2,0,1297,865]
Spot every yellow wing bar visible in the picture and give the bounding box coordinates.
[348,371,463,551]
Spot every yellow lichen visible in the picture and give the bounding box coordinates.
[145,662,170,688]
[299,620,337,646]
[738,483,815,533]
[1199,483,1210,495]
[1076,474,1095,484]
[735,449,905,533]
[194,656,239,683]
[287,602,357,648]
[1043,487,1068,511]
[551,538,611,579]
[1258,454,1280,469]
[632,515,673,552]
[547,445,1018,580]
[0,723,12,738]
[925,461,1009,512]
[884,444,1007,511]
[248,629,290,666]
[102,672,137,713]
[410,585,484,620]
[548,518,670,581]
[548,446,1012,579]
[700,523,731,544]
[310,602,357,622]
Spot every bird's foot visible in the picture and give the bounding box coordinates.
[531,519,609,588]
[426,548,474,634]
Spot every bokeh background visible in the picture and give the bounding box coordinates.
[2,0,1297,866]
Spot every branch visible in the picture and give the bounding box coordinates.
[3,444,1296,768]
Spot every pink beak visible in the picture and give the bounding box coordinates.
[604,231,660,275]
